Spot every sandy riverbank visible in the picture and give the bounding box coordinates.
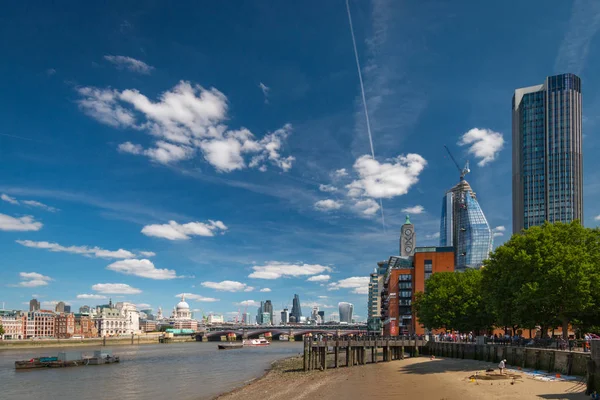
[216,356,588,400]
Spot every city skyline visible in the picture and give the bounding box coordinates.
[2,1,600,319]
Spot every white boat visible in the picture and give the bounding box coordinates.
[243,338,270,346]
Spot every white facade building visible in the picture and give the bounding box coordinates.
[207,314,224,324]
[116,302,140,334]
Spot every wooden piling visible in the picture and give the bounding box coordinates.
[303,337,309,371]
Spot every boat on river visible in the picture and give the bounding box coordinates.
[242,338,270,347]
[218,343,244,350]
[15,350,119,370]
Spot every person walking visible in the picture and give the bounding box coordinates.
[499,359,506,375]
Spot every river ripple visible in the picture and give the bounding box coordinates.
[0,342,303,400]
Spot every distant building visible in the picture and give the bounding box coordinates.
[73,314,97,338]
[79,305,91,314]
[264,300,273,325]
[318,311,325,322]
[140,319,158,333]
[169,296,198,330]
[64,305,71,313]
[440,173,492,271]
[381,247,455,336]
[140,309,154,320]
[261,312,271,325]
[207,314,224,324]
[291,294,302,322]
[116,302,140,334]
[512,73,583,233]
[94,305,126,337]
[241,312,250,325]
[367,259,388,333]
[338,302,353,324]
[29,298,40,312]
[55,301,66,313]
[289,315,297,324]
[281,308,289,325]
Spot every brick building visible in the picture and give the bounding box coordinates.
[26,310,56,338]
[74,314,98,338]
[55,313,75,338]
[381,246,454,336]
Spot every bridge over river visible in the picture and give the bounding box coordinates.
[197,324,368,341]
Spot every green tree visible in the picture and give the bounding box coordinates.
[482,221,600,339]
[414,269,493,334]
[0,324,4,337]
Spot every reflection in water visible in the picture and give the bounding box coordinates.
[0,342,302,400]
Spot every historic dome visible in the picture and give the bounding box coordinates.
[176,295,190,311]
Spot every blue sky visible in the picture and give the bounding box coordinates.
[1,0,600,321]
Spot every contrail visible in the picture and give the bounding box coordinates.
[345,0,386,231]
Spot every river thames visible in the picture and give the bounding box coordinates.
[0,342,302,400]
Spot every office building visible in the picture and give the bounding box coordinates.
[280,309,289,325]
[260,312,271,325]
[291,294,302,322]
[338,302,353,323]
[264,300,273,325]
[512,73,583,233]
[29,298,40,312]
[440,172,493,271]
[26,310,56,338]
[64,305,71,313]
[318,311,325,322]
[55,313,75,338]
[242,312,250,325]
[381,248,455,336]
[0,310,26,339]
[79,305,91,314]
[55,301,66,313]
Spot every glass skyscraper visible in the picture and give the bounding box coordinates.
[512,73,583,233]
[440,179,493,271]
[338,302,354,323]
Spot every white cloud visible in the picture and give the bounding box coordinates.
[141,219,227,240]
[493,232,504,238]
[318,295,328,299]
[334,168,348,177]
[249,262,333,280]
[1,194,58,212]
[595,215,600,221]
[201,280,253,292]
[259,288,271,292]
[328,277,370,293]
[137,303,152,309]
[92,283,142,294]
[76,86,136,128]
[107,259,178,280]
[314,199,343,211]
[41,300,59,308]
[176,293,219,302]
[347,154,427,199]
[492,226,505,238]
[104,55,154,74]
[302,301,334,309]
[16,272,52,287]
[46,68,56,76]
[1,194,19,204]
[354,199,380,215]
[307,275,331,282]
[426,232,440,240]
[319,184,337,193]
[259,82,269,103]
[76,294,107,300]
[401,205,424,214]
[139,251,156,257]
[77,81,294,173]
[21,200,58,212]
[236,300,260,307]
[0,214,42,231]
[458,128,504,167]
[16,240,138,259]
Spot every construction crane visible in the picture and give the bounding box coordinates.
[444,145,470,180]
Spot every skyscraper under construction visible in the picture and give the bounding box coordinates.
[439,160,493,271]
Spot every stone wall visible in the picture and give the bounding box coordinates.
[426,341,590,376]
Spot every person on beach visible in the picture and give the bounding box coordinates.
[499,359,506,375]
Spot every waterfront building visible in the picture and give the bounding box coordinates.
[291,294,302,322]
[29,298,40,312]
[26,310,56,338]
[55,301,66,313]
[367,260,389,333]
[55,313,75,338]
[512,73,583,233]
[0,310,26,339]
[140,319,158,332]
[381,247,455,336]
[94,304,127,337]
[73,313,97,338]
[116,302,140,334]
[280,308,289,325]
[207,314,224,324]
[338,302,353,324]
[440,172,492,271]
